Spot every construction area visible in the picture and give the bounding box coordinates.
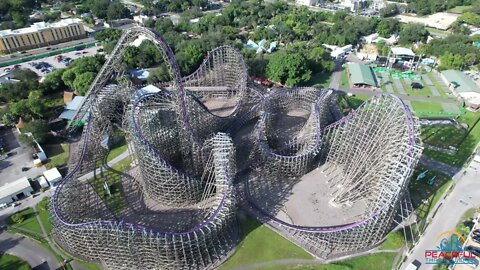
[50,27,424,269]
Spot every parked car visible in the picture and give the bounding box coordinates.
[466,257,479,269]
[472,229,480,237]
[472,235,480,244]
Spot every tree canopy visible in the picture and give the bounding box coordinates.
[266,52,312,87]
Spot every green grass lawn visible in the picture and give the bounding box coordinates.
[410,101,447,116]
[409,167,453,220]
[425,73,450,99]
[0,253,31,270]
[379,231,404,250]
[340,68,349,89]
[421,125,466,149]
[423,112,480,166]
[7,207,43,235]
[37,197,53,235]
[220,218,313,270]
[88,169,126,214]
[258,252,397,270]
[448,5,472,13]
[304,72,332,88]
[107,140,128,162]
[44,143,70,169]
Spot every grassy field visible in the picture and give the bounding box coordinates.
[220,218,313,270]
[410,101,449,116]
[449,5,472,13]
[409,167,453,220]
[107,140,128,162]
[7,207,43,235]
[37,197,53,234]
[379,231,405,250]
[421,125,466,149]
[423,112,480,166]
[257,252,397,270]
[0,253,31,270]
[456,208,479,236]
[44,143,70,169]
[89,169,126,214]
[340,69,349,89]
[305,72,332,88]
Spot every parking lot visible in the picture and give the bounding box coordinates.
[0,45,102,78]
[0,128,45,186]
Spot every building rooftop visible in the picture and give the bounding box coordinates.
[441,70,480,94]
[65,96,85,111]
[348,63,378,87]
[0,177,31,199]
[391,47,415,57]
[43,167,62,182]
[0,18,83,37]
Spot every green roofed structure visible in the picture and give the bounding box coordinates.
[347,63,378,89]
[441,70,480,110]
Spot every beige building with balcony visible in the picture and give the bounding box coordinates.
[0,18,86,53]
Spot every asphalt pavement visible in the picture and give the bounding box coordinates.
[401,160,480,270]
[0,230,60,269]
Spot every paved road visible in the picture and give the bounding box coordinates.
[0,230,60,269]
[0,37,96,64]
[401,161,480,270]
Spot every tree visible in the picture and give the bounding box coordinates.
[266,52,312,87]
[73,72,96,96]
[439,53,464,70]
[107,1,131,21]
[11,213,24,224]
[87,0,109,19]
[95,28,122,42]
[399,23,429,45]
[376,18,400,37]
[12,68,38,82]
[40,69,66,94]
[147,64,171,84]
[21,120,50,144]
[380,4,399,18]
[61,68,77,89]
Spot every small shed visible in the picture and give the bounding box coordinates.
[0,177,34,204]
[36,176,49,188]
[43,167,62,186]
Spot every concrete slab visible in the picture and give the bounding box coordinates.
[393,78,406,94]
[0,128,46,186]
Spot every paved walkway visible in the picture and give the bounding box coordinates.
[0,230,59,269]
[419,156,461,177]
[401,161,480,270]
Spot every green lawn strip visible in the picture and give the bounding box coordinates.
[258,252,397,270]
[7,207,43,235]
[0,253,31,270]
[106,140,128,162]
[44,143,70,169]
[422,114,480,166]
[340,68,349,89]
[425,27,450,36]
[304,72,332,88]
[389,75,399,94]
[220,218,313,270]
[421,125,466,149]
[37,197,53,234]
[425,73,449,99]
[410,101,446,117]
[379,231,404,250]
[448,5,472,13]
[409,167,452,220]
[89,156,132,214]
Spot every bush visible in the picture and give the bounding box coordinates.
[40,188,46,193]
[11,213,24,224]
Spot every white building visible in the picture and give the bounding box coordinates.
[340,0,367,11]
[441,70,480,110]
[296,0,318,6]
[43,167,63,186]
[36,176,49,189]
[0,177,34,205]
[133,15,155,25]
[361,33,379,44]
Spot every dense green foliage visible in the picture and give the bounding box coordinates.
[266,52,312,87]
[405,0,474,16]
[398,23,429,45]
[380,4,400,18]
